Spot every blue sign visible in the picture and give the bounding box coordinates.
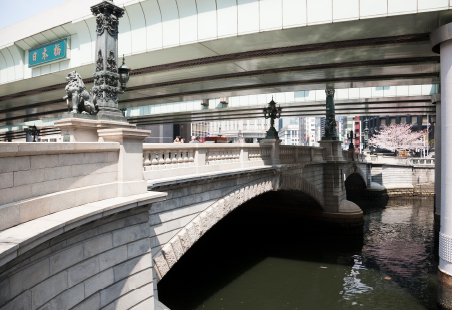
[28,38,67,68]
[207,133,210,137]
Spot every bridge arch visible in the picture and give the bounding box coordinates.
[344,166,368,201]
[153,174,327,280]
[344,164,367,185]
[153,176,276,279]
[278,175,324,208]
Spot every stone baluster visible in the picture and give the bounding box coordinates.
[177,150,183,164]
[172,150,178,166]
[188,149,194,165]
[183,150,189,165]
[144,151,151,166]
[165,150,171,166]
[159,150,165,166]
[151,150,158,167]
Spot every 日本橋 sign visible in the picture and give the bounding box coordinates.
[28,38,67,68]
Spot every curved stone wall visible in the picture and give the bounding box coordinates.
[0,205,155,310]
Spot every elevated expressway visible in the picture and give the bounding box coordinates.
[0,0,447,127]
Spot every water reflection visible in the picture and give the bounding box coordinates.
[158,197,437,310]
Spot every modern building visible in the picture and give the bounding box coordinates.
[191,122,210,142]
[279,124,299,145]
[209,118,269,143]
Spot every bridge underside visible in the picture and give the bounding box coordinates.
[0,11,443,126]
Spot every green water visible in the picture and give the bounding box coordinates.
[158,197,437,310]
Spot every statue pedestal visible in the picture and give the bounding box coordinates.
[54,116,137,142]
[319,140,344,161]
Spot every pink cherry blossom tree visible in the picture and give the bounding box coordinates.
[368,123,428,152]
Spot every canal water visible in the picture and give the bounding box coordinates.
[158,197,437,310]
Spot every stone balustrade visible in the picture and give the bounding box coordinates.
[368,153,435,166]
[411,158,435,166]
[142,143,330,184]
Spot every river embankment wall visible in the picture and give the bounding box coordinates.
[371,164,434,196]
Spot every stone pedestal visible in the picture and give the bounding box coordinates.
[259,138,281,165]
[319,140,344,161]
[54,116,137,142]
[98,128,151,197]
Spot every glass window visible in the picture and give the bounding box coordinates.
[380,119,386,126]
[390,118,396,124]
[422,116,428,124]
[412,116,417,124]
[400,117,406,124]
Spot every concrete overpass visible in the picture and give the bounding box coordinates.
[1,0,452,309]
[0,0,447,126]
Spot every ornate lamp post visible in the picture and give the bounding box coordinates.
[363,118,370,151]
[24,125,40,142]
[347,130,354,150]
[263,98,282,139]
[63,0,131,121]
[322,89,337,140]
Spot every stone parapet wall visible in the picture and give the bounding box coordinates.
[0,143,120,231]
[0,204,155,310]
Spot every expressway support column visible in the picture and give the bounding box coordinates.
[431,23,452,309]
[432,94,441,235]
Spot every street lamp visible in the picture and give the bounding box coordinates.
[263,98,282,139]
[118,55,131,91]
[24,125,40,142]
[347,130,355,150]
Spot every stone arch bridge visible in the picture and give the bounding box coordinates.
[0,138,372,310]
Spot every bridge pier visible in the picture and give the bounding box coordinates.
[319,140,364,232]
[431,22,452,309]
